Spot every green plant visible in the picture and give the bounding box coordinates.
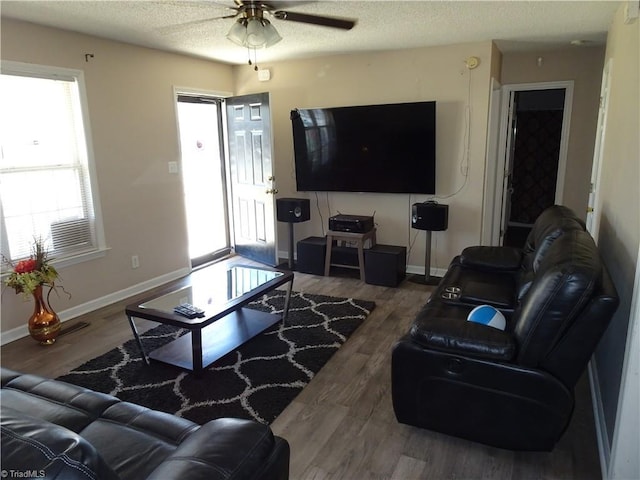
[3,237,60,298]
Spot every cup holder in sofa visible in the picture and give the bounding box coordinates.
[441,286,461,300]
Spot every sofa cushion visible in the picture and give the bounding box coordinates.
[459,246,523,271]
[458,279,514,309]
[80,402,199,479]
[515,230,601,367]
[1,405,120,480]
[0,371,119,433]
[410,301,516,361]
[522,205,586,272]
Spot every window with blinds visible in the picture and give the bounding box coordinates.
[0,63,101,264]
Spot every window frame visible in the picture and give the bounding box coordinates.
[0,60,107,271]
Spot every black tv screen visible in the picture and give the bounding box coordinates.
[291,101,436,194]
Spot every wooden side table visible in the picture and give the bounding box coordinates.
[324,228,377,281]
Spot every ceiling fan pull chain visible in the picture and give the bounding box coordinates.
[246,47,259,71]
[252,47,259,71]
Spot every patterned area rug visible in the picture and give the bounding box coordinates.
[57,290,375,425]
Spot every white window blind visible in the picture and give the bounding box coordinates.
[0,66,99,263]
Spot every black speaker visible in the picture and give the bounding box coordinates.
[364,244,407,287]
[276,198,310,223]
[297,236,326,275]
[411,202,449,231]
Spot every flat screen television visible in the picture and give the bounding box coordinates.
[291,101,436,194]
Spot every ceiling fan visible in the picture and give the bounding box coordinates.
[231,1,356,31]
[168,1,357,49]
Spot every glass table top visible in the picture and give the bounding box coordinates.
[138,265,284,317]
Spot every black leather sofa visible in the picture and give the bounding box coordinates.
[392,205,619,451]
[1,368,290,479]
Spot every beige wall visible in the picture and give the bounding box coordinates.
[1,19,234,334]
[490,41,503,81]
[233,42,497,272]
[500,46,605,219]
[591,2,639,469]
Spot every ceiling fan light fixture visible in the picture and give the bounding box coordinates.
[261,19,282,47]
[226,18,248,46]
[245,17,267,47]
[226,16,281,49]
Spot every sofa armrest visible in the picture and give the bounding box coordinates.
[410,304,516,361]
[459,246,523,271]
[147,418,289,480]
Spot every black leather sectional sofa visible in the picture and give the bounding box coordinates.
[392,205,619,451]
[1,368,289,479]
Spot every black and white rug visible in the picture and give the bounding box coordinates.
[57,290,375,425]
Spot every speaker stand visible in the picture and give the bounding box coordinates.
[276,222,297,271]
[409,230,442,285]
[287,222,296,269]
[276,223,296,271]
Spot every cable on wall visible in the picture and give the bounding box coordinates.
[432,56,476,201]
[314,192,325,237]
[407,57,477,271]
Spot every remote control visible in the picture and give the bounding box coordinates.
[173,303,205,319]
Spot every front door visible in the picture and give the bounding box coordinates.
[226,93,277,265]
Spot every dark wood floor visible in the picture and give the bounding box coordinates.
[1,256,602,479]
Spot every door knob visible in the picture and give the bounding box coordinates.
[265,188,278,194]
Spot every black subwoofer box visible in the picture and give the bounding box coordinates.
[411,202,449,231]
[276,198,311,223]
[296,236,326,275]
[365,244,407,287]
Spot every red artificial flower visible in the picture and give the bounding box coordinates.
[14,258,37,274]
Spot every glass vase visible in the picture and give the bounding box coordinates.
[28,284,61,345]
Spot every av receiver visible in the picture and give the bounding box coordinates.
[328,214,374,233]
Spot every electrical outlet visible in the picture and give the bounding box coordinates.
[131,255,139,269]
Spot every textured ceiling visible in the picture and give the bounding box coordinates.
[0,1,620,65]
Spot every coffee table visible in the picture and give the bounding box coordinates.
[125,263,294,374]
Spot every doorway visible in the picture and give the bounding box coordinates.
[496,82,573,247]
[176,95,231,267]
[586,59,613,238]
[176,91,277,268]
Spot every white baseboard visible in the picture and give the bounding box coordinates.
[406,264,447,278]
[1,267,190,346]
[588,358,611,480]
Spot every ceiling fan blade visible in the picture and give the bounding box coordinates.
[273,10,356,30]
[263,1,317,9]
[157,12,239,34]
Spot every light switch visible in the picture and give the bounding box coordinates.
[168,161,179,174]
